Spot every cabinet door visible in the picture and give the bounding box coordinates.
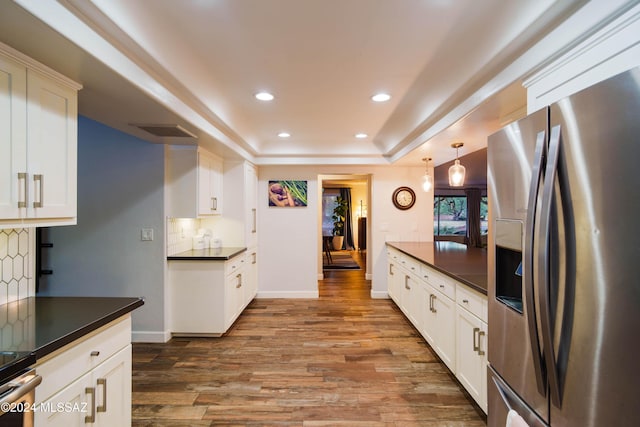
[224,272,241,329]
[456,306,488,412]
[34,370,91,426]
[26,70,77,220]
[433,290,456,371]
[0,54,27,220]
[246,250,258,302]
[387,261,399,304]
[421,286,437,346]
[244,163,257,247]
[93,346,132,426]
[197,151,222,216]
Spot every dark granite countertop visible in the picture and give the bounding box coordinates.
[0,296,143,380]
[386,241,488,295]
[167,247,246,261]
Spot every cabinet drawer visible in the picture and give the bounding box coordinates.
[36,316,131,403]
[433,275,456,301]
[457,285,488,322]
[420,266,456,299]
[400,256,420,276]
[225,254,246,276]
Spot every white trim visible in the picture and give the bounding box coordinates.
[525,3,640,112]
[132,330,171,343]
[0,40,82,90]
[365,273,373,280]
[256,291,319,299]
[371,290,389,299]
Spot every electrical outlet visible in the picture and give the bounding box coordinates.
[141,228,154,241]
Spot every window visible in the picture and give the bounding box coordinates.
[434,196,467,236]
[434,195,488,237]
[480,196,488,235]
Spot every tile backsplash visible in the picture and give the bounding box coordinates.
[0,228,34,305]
[167,218,201,256]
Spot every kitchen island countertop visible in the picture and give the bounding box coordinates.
[0,296,143,379]
[167,247,247,261]
[386,241,487,294]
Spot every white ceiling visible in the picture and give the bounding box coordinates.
[1,0,584,165]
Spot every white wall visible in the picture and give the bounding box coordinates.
[258,164,432,299]
[38,116,165,342]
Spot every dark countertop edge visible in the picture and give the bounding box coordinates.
[167,247,247,261]
[386,242,487,295]
[33,297,144,360]
[0,353,37,382]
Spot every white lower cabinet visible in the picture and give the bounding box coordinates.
[386,246,488,412]
[455,284,488,412]
[35,317,132,426]
[169,254,254,336]
[423,284,456,371]
[456,306,488,412]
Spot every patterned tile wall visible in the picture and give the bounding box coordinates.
[167,218,200,256]
[0,229,34,306]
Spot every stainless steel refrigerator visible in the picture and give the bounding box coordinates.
[487,67,640,427]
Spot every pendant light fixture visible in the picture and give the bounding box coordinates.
[448,142,466,187]
[422,157,433,192]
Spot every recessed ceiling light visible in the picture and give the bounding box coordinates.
[355,133,368,139]
[255,92,274,101]
[371,93,391,102]
[278,132,290,138]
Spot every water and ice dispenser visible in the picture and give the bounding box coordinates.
[494,220,523,313]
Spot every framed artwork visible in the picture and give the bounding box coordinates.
[268,180,307,207]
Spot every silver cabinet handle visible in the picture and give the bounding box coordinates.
[478,330,486,356]
[252,252,257,265]
[404,275,410,290]
[251,208,257,233]
[236,273,242,288]
[389,264,394,275]
[473,327,480,353]
[428,294,433,312]
[33,174,43,208]
[211,197,218,211]
[97,378,107,413]
[431,294,437,313]
[90,350,100,357]
[85,387,95,423]
[17,172,28,208]
[462,299,469,304]
[439,284,445,289]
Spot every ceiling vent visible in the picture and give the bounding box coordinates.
[130,123,198,138]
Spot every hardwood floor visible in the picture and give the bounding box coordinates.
[132,251,486,426]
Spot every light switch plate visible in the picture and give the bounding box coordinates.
[141,228,154,241]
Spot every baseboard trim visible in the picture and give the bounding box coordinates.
[256,291,320,299]
[132,330,171,343]
[370,290,389,299]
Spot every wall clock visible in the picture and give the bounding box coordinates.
[392,186,416,210]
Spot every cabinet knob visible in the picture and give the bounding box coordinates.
[462,299,469,304]
[90,350,100,357]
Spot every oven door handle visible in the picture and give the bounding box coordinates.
[0,374,42,408]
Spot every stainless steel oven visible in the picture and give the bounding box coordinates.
[0,368,42,427]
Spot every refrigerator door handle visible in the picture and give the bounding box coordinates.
[523,129,547,395]
[538,124,562,407]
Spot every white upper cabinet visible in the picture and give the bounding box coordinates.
[166,146,223,218]
[0,53,27,221]
[0,43,80,228]
[197,150,223,216]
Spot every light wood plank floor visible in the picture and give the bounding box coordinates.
[132,251,487,426]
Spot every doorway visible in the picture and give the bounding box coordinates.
[317,174,371,286]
